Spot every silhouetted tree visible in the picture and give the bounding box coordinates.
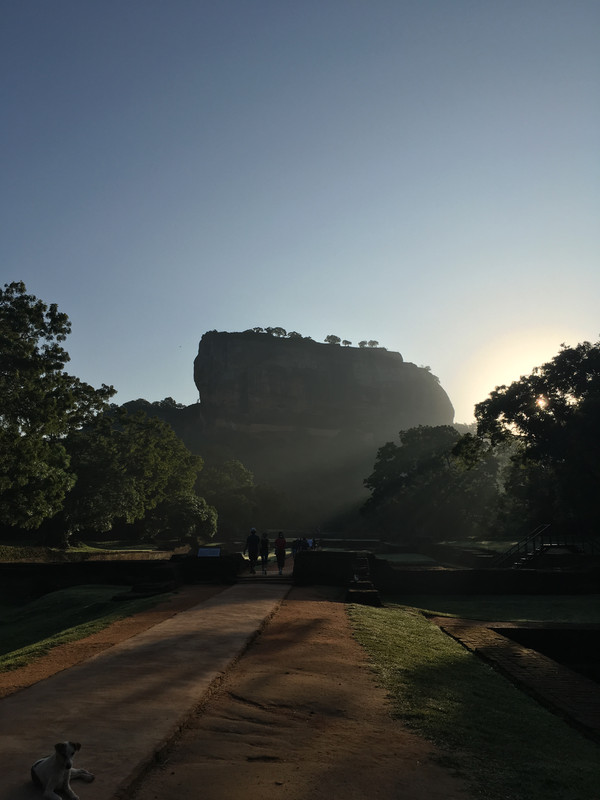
[195,459,256,537]
[363,425,499,543]
[272,327,287,337]
[195,459,285,537]
[342,340,352,347]
[52,409,204,545]
[144,494,217,548]
[358,340,367,348]
[0,281,114,530]
[367,340,379,348]
[287,331,303,339]
[325,334,341,345]
[475,340,600,534]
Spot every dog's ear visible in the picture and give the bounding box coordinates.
[72,742,81,751]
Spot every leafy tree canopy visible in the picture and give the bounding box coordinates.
[363,425,499,542]
[196,459,255,535]
[0,282,114,528]
[475,340,600,534]
[59,409,203,537]
[364,426,461,505]
[144,493,217,548]
[475,340,600,453]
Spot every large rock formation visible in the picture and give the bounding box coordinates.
[194,331,453,439]
[189,331,454,525]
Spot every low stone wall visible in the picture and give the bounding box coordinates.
[293,550,376,586]
[171,553,245,584]
[373,561,600,594]
[0,553,247,602]
[3,552,598,602]
[291,551,600,594]
[1,550,183,564]
[0,560,182,601]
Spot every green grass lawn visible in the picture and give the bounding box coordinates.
[0,585,170,672]
[348,596,600,800]
[0,542,159,561]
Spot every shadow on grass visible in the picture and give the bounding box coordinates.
[348,602,600,800]
[0,585,168,664]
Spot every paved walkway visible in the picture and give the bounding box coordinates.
[0,582,290,800]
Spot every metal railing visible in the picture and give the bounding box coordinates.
[491,524,600,568]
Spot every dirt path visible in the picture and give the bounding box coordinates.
[130,584,473,800]
[2,583,474,799]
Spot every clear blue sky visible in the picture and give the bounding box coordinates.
[3,1,599,423]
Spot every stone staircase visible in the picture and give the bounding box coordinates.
[345,555,383,606]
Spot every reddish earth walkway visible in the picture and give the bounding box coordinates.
[0,583,289,800]
[129,586,473,800]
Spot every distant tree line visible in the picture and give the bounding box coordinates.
[362,340,600,546]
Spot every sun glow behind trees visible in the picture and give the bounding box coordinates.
[455,327,585,422]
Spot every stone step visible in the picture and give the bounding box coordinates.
[345,588,383,607]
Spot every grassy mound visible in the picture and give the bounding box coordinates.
[0,584,170,671]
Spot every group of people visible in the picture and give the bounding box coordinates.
[243,528,287,575]
[290,536,318,556]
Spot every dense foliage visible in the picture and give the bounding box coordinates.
[475,340,600,536]
[62,410,203,532]
[0,282,114,528]
[363,340,600,544]
[1,283,216,548]
[195,459,286,537]
[362,425,499,542]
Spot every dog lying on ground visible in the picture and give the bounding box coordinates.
[31,741,95,800]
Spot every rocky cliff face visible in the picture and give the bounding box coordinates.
[194,331,454,439]
[191,331,454,526]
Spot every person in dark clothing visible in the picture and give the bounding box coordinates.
[274,531,287,575]
[244,527,260,574]
[259,532,270,575]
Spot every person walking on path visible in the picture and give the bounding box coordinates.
[274,531,287,575]
[259,532,270,575]
[244,528,260,574]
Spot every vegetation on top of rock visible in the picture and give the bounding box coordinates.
[238,327,386,348]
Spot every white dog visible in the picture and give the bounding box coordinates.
[31,741,95,800]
